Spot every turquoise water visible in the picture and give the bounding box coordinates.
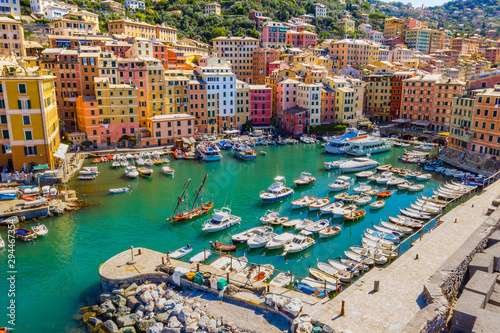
[0,144,448,331]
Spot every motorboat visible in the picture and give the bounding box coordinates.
[112,161,121,168]
[409,184,424,192]
[136,158,145,166]
[389,215,424,229]
[282,218,302,228]
[290,196,317,209]
[354,195,372,206]
[233,144,257,161]
[260,210,279,224]
[304,219,329,234]
[137,167,153,177]
[317,261,352,283]
[332,204,357,218]
[301,277,339,292]
[328,176,351,191]
[297,283,327,297]
[344,209,366,221]
[325,128,368,154]
[397,181,413,190]
[260,176,294,203]
[349,247,388,264]
[295,219,315,230]
[189,250,212,263]
[318,225,342,238]
[202,207,241,233]
[324,160,347,170]
[376,172,394,184]
[376,164,392,171]
[293,172,316,187]
[309,197,330,211]
[125,166,139,178]
[339,157,380,172]
[364,188,379,196]
[345,138,393,156]
[266,232,295,249]
[369,200,385,209]
[410,203,440,214]
[170,245,193,259]
[344,251,374,266]
[198,142,222,162]
[162,166,175,176]
[269,272,293,288]
[339,258,370,271]
[353,185,371,194]
[270,216,289,226]
[79,167,98,175]
[247,230,278,249]
[31,223,48,236]
[283,233,315,254]
[210,241,237,252]
[328,259,359,276]
[377,191,394,198]
[399,208,431,220]
[232,226,272,244]
[13,228,37,241]
[109,186,131,194]
[319,201,344,215]
[386,178,406,186]
[373,225,404,238]
[355,171,374,179]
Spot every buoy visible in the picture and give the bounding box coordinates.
[99,202,102,205]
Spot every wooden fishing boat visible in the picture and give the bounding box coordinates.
[339,257,371,271]
[78,175,95,180]
[13,228,37,241]
[174,149,186,159]
[388,215,424,229]
[317,261,352,283]
[364,188,379,196]
[344,209,366,221]
[309,197,330,211]
[309,268,341,285]
[137,167,153,177]
[318,225,342,238]
[293,172,316,187]
[31,224,48,236]
[167,175,213,222]
[369,200,385,209]
[260,210,280,224]
[232,226,272,244]
[290,195,317,209]
[170,245,193,259]
[297,283,326,298]
[162,166,175,176]
[350,247,388,264]
[377,190,393,198]
[210,241,237,252]
[282,218,302,228]
[189,249,212,263]
[270,216,288,226]
[355,170,374,179]
[269,272,293,288]
[380,221,412,234]
[109,186,130,194]
[376,164,392,171]
[408,184,424,192]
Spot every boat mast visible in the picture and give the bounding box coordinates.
[191,174,208,209]
[172,178,191,217]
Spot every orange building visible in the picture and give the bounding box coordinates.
[329,39,379,69]
[107,19,177,42]
[470,86,500,156]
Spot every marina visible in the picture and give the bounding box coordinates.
[0,141,489,332]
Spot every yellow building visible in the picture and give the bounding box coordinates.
[165,75,190,114]
[235,79,250,128]
[0,17,25,58]
[0,62,59,171]
[146,59,166,118]
[329,39,379,69]
[383,17,405,39]
[323,78,356,122]
[337,18,355,34]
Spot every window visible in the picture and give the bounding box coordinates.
[22,115,30,125]
[24,130,32,140]
[18,83,26,94]
[24,146,36,156]
[0,115,6,124]
[2,129,8,139]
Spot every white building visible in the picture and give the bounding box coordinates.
[31,0,75,15]
[297,83,322,125]
[124,0,145,10]
[366,30,384,44]
[133,38,153,57]
[389,47,412,63]
[379,48,390,61]
[314,3,327,17]
[43,5,68,20]
[0,0,22,18]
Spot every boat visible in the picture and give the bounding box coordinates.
[353,185,371,193]
[416,198,445,209]
[360,244,398,260]
[344,251,374,266]
[260,210,279,224]
[345,138,393,156]
[355,171,374,179]
[376,164,392,171]
[309,197,330,211]
[239,264,274,282]
[13,228,37,241]
[410,203,440,214]
[317,261,352,283]
[332,204,357,219]
[369,200,385,209]
[397,181,413,190]
[78,175,95,180]
[162,166,175,176]
[202,207,241,233]
[405,171,421,179]
[376,172,394,184]
[325,128,368,154]
[283,233,315,254]
[109,186,130,194]
[232,144,257,160]
[79,167,98,175]
[282,218,302,228]
[386,178,406,186]
[136,158,145,166]
[297,283,326,298]
[270,216,289,226]
[304,219,329,234]
[328,176,351,191]
[269,272,293,288]
[293,172,316,187]
[399,208,431,220]
[137,167,153,177]
[124,166,139,179]
[354,195,372,205]
[339,157,380,172]
[247,230,278,248]
[0,236,4,249]
[174,149,186,159]
[167,175,213,222]
[266,232,295,249]
[31,223,48,236]
[290,196,317,209]
[389,215,424,229]
[211,256,248,273]
[210,241,237,252]
[0,216,19,226]
[344,209,366,221]
[318,224,342,238]
[295,219,315,230]
[373,225,404,238]
[260,151,267,155]
[319,201,344,215]
[349,247,388,264]
[189,249,212,263]
[170,245,193,259]
[409,184,424,192]
[120,160,129,167]
[232,226,272,245]
[362,237,396,251]
[144,159,154,167]
[300,278,339,292]
[112,161,121,168]
[198,142,222,161]
[309,268,343,285]
[333,192,349,201]
[260,176,294,203]
[377,191,393,198]
[343,194,361,203]
[339,257,370,271]
[324,160,347,170]
[364,188,379,196]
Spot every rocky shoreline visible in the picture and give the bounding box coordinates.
[76,280,289,333]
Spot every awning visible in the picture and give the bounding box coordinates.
[32,164,49,170]
[411,121,430,126]
[223,130,239,134]
[54,143,69,160]
[392,119,411,123]
[437,132,449,136]
[56,40,71,43]
[358,121,372,126]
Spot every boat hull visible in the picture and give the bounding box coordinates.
[233,150,256,160]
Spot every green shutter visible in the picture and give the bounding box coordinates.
[33,146,37,155]
[27,100,31,109]
[1,145,5,154]
[24,147,28,155]
[0,115,6,124]
[17,100,22,109]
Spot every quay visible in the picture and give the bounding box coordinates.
[98,179,500,332]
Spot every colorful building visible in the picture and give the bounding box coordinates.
[404,28,432,53]
[336,18,355,34]
[364,74,392,121]
[188,79,207,133]
[50,13,98,36]
[383,17,405,40]
[449,91,476,151]
[249,85,272,126]
[282,106,308,136]
[286,30,317,48]
[276,78,299,128]
[204,2,221,15]
[484,47,500,64]
[297,83,321,126]
[0,17,25,58]
[321,84,336,124]
[142,114,195,146]
[470,86,500,155]
[314,3,327,17]
[262,22,288,48]
[213,35,259,84]
[107,19,177,42]
[329,39,379,69]
[235,79,250,130]
[252,48,280,85]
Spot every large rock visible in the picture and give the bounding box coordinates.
[207,319,216,332]
[102,319,119,333]
[184,321,198,333]
[127,296,140,312]
[112,289,125,296]
[161,328,181,333]
[167,316,181,328]
[156,298,167,311]
[163,301,176,311]
[171,295,183,304]
[100,292,113,303]
[198,316,209,328]
[100,301,116,315]
[144,301,155,312]
[124,283,138,294]
[136,318,157,333]
[136,284,156,295]
[146,323,164,333]
[82,312,97,323]
[87,317,103,331]
[172,304,183,316]
[118,327,136,333]
[140,291,154,304]
[178,307,192,323]
[154,311,171,324]
[164,290,174,300]
[115,306,131,318]
[116,314,140,328]
[112,295,128,308]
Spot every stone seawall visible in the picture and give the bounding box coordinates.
[403,194,500,332]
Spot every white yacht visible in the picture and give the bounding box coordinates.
[124,166,139,178]
[328,176,351,191]
[339,157,380,172]
[345,138,393,156]
[202,207,241,233]
[325,128,368,154]
[260,176,294,203]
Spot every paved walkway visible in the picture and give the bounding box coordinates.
[310,181,500,332]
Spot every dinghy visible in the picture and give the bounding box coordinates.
[189,249,212,263]
[137,167,153,177]
[328,259,359,276]
[318,225,342,238]
[282,219,302,228]
[13,228,37,241]
[339,258,370,271]
[328,176,351,191]
[319,201,344,215]
[350,247,388,264]
[400,208,431,220]
[355,171,374,179]
[283,234,315,254]
[369,200,385,209]
[301,277,339,291]
[109,186,130,194]
[366,228,400,243]
[344,251,375,266]
[362,237,396,251]
[304,219,329,234]
[266,232,295,249]
[232,226,272,244]
[376,164,392,171]
[162,166,175,176]
[353,185,371,194]
[344,209,366,221]
[210,241,237,252]
[364,188,379,196]
[247,230,278,248]
[380,221,412,234]
[270,216,289,226]
[293,172,316,187]
[260,210,279,224]
[297,283,326,298]
[269,272,293,288]
[309,268,342,285]
[317,261,352,283]
[31,224,48,236]
[373,225,404,238]
[389,215,424,229]
[377,190,394,198]
[295,219,315,230]
[309,197,330,211]
[408,184,424,192]
[170,245,193,259]
[416,173,432,181]
[354,195,372,206]
[290,196,317,209]
[332,204,357,218]
[363,233,395,246]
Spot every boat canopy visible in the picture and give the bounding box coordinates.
[32,164,49,170]
[274,176,285,181]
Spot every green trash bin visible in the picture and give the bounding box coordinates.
[312,326,323,333]
[193,272,204,286]
[217,279,228,290]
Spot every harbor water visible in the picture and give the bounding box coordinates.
[0,144,449,331]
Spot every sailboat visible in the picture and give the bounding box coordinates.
[166,174,214,222]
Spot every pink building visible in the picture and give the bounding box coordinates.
[116,58,149,126]
[144,114,195,145]
[282,106,308,136]
[286,30,317,48]
[321,85,336,124]
[268,60,289,74]
[276,78,300,128]
[262,22,288,48]
[249,85,272,125]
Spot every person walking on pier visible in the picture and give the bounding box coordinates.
[166,251,171,265]
[246,270,253,287]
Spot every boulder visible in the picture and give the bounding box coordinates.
[164,290,174,300]
[141,291,154,304]
[83,312,97,323]
[87,317,103,331]
[161,328,181,333]
[118,327,136,333]
[156,298,167,311]
[164,301,176,311]
[100,301,116,315]
[102,319,119,333]
[115,306,131,318]
[80,305,98,314]
[198,316,209,328]
[168,316,181,328]
[100,292,113,303]
[127,296,140,312]
[145,301,155,312]
[172,304,183,316]
[116,314,140,328]
[207,319,216,332]
[185,321,198,333]
[102,312,114,321]
[112,289,125,296]
[112,295,128,308]
[172,295,183,304]
[178,307,192,323]
[154,311,171,324]
[136,284,156,295]
[135,310,144,319]
[136,318,157,333]
[124,283,138,294]
[146,323,164,333]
